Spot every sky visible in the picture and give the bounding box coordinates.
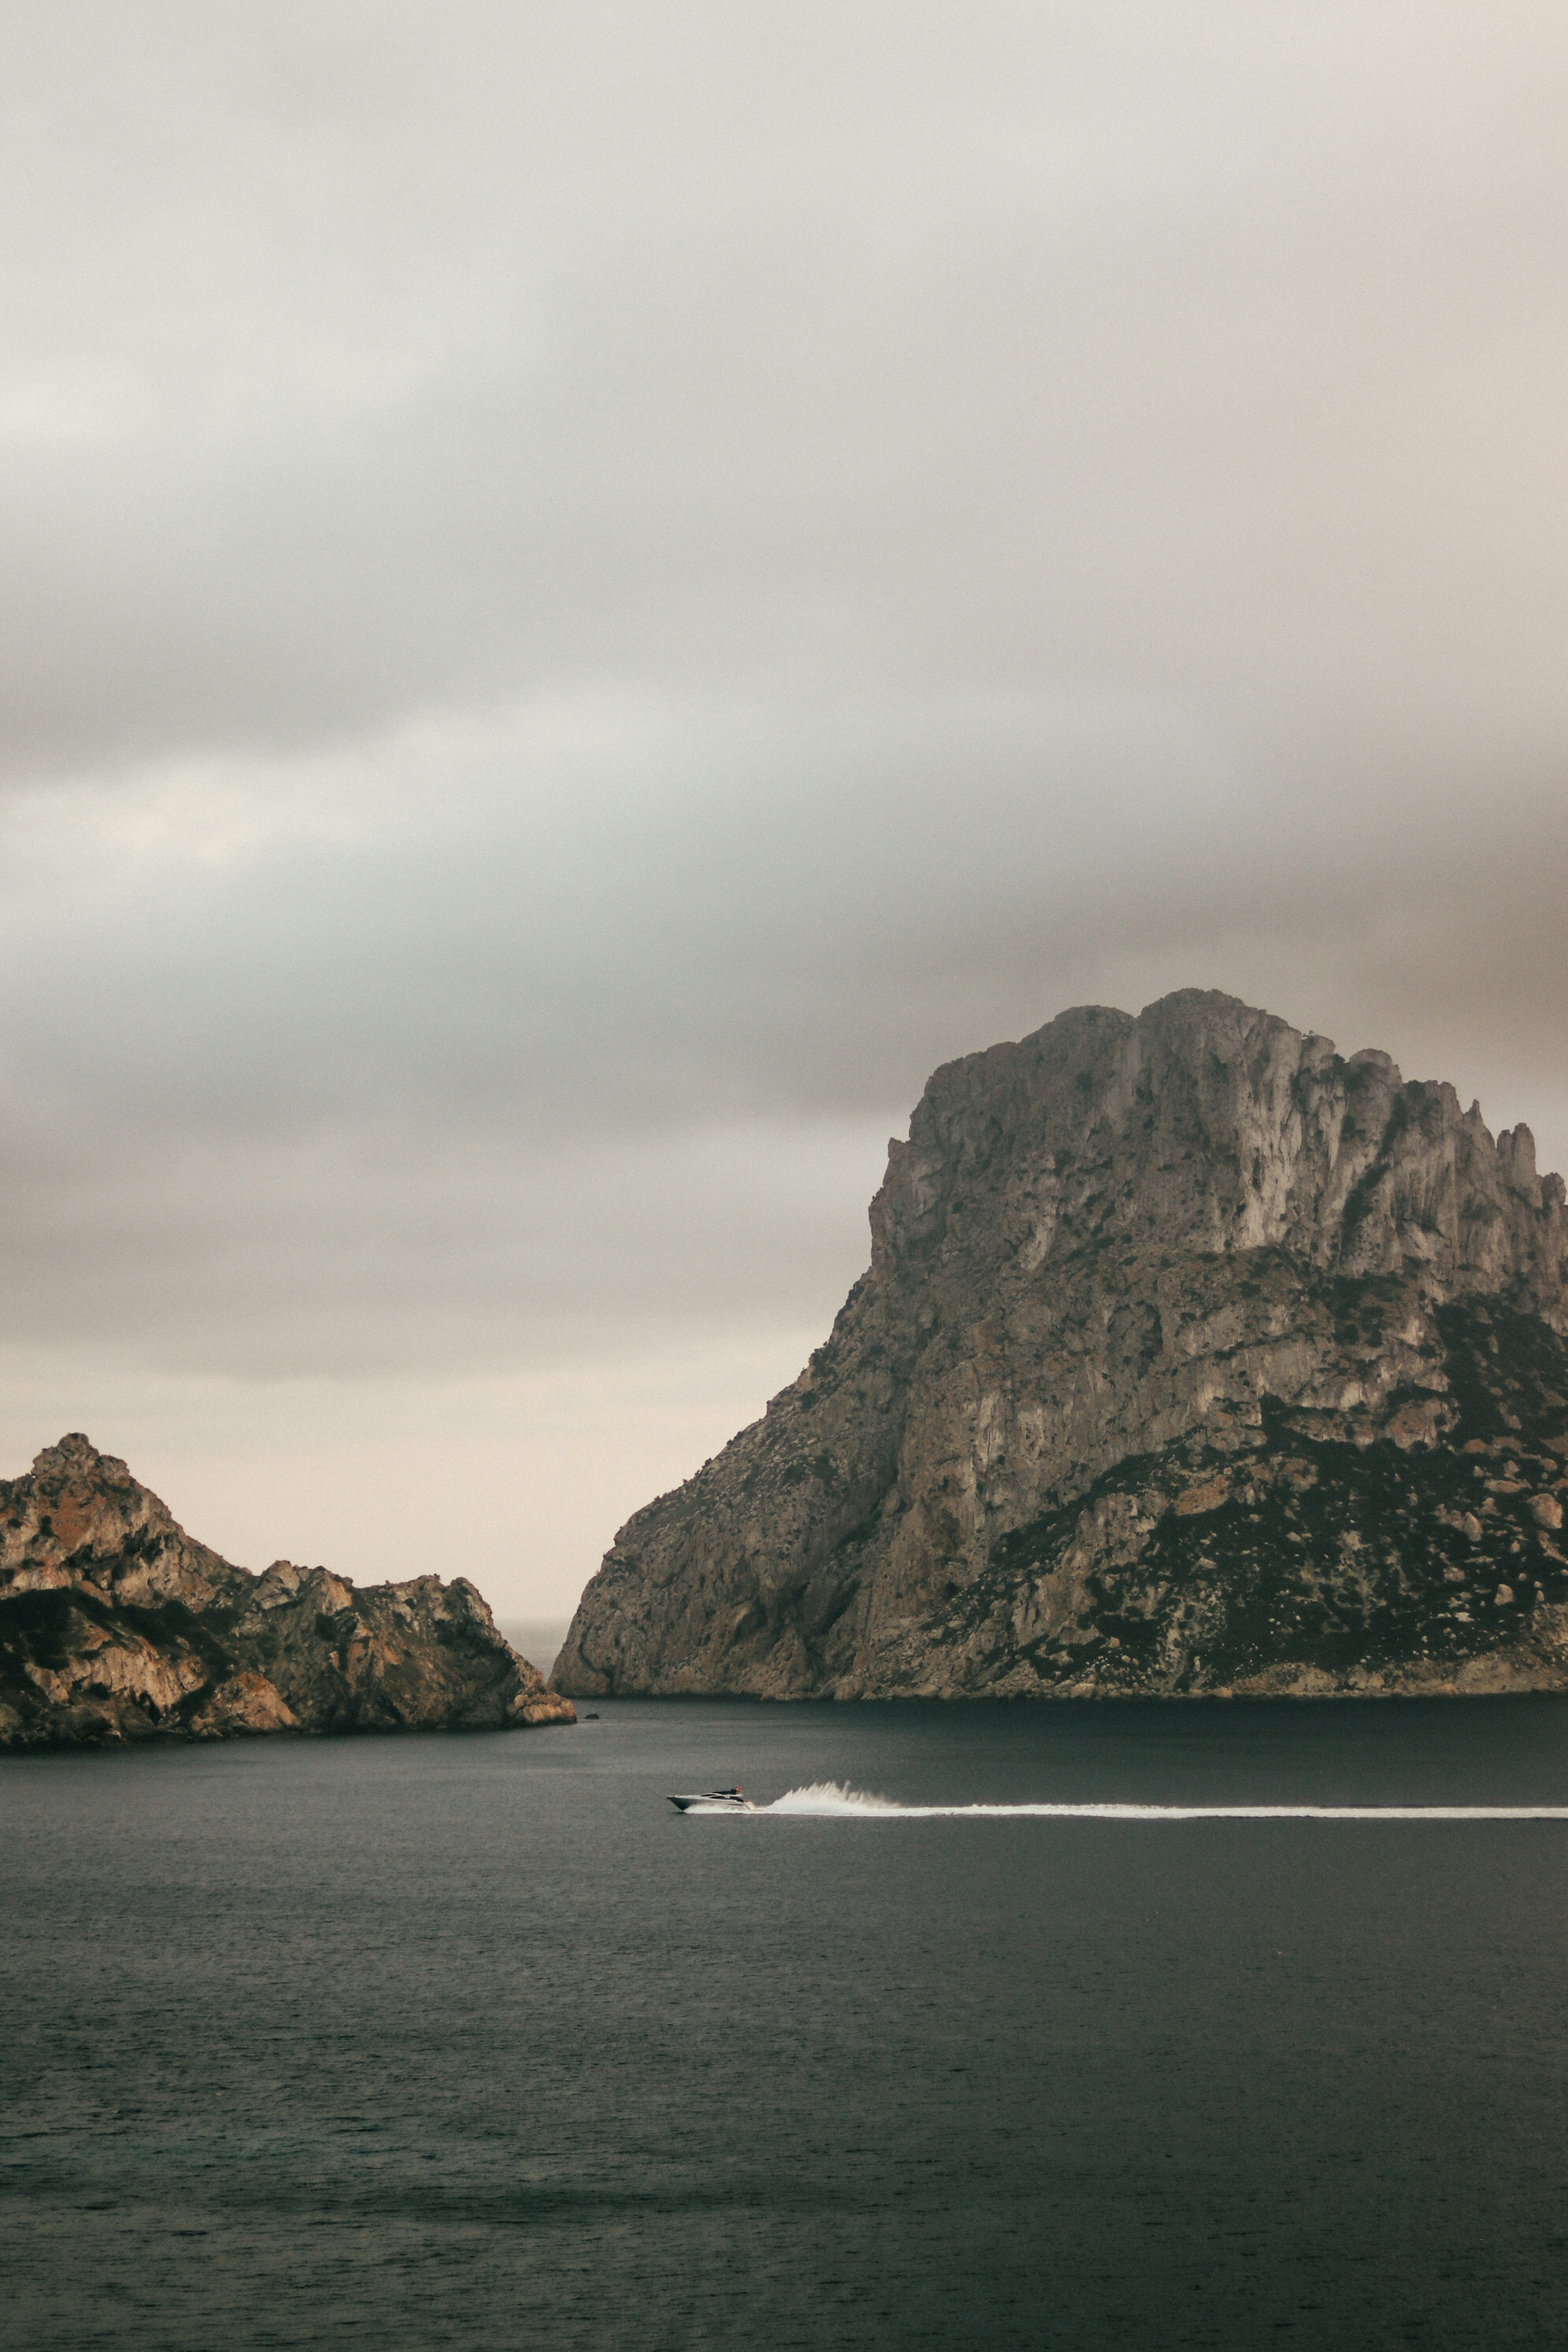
[2,2,1566,1623]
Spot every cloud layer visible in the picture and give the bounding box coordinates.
[3,4,1565,1608]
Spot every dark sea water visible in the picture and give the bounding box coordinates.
[5,1699,1568,2350]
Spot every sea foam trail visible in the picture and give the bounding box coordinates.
[750,1782,1568,1821]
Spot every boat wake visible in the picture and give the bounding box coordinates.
[746,1782,1568,1821]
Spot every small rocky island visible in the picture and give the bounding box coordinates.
[0,1434,575,1747]
[555,989,1568,1702]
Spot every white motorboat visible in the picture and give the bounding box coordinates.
[667,1787,754,1813]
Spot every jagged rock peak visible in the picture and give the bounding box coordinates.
[1,1437,575,1747]
[870,989,1562,1303]
[555,989,1568,1703]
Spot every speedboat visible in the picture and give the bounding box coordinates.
[667,1787,754,1813]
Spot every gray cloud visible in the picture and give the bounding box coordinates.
[2,3,1565,1606]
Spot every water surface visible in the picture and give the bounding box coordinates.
[5,1698,1568,2348]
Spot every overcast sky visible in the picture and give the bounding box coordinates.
[2,2,1565,1625]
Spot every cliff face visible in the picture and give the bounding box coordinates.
[554,990,1568,1701]
[0,1435,575,1747]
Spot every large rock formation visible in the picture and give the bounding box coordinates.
[0,1435,575,1746]
[555,990,1568,1701]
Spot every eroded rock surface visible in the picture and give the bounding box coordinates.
[0,1435,575,1746]
[554,989,1568,1700]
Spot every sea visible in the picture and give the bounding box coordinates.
[5,1696,1568,2350]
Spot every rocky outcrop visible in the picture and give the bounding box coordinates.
[0,1435,575,1746]
[554,990,1568,1701]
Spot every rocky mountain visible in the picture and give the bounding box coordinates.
[554,990,1568,1702]
[0,1434,575,1746]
